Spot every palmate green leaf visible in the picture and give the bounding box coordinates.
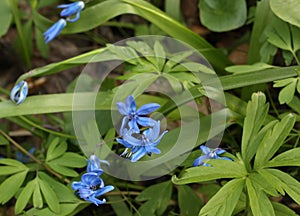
[0,171,28,204]
[266,148,300,167]
[136,181,172,216]
[270,0,300,28]
[38,175,60,213]
[178,185,202,216]
[46,137,67,162]
[199,0,247,32]
[0,158,28,176]
[272,202,298,216]
[15,179,35,214]
[241,92,269,165]
[278,80,297,104]
[172,160,247,185]
[267,169,300,204]
[246,178,275,216]
[199,178,245,216]
[0,0,12,37]
[254,113,296,169]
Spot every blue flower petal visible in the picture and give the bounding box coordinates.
[131,148,147,162]
[58,1,84,18]
[200,145,211,155]
[43,19,66,43]
[82,173,103,186]
[128,118,140,133]
[116,102,128,115]
[71,181,86,190]
[215,148,226,155]
[136,103,160,115]
[123,133,143,146]
[193,155,209,167]
[94,185,114,197]
[10,80,28,105]
[137,117,156,127]
[125,95,136,113]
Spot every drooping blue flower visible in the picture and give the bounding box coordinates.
[87,154,110,175]
[43,18,67,43]
[57,1,85,22]
[10,80,28,105]
[193,145,232,167]
[117,95,160,134]
[116,121,168,162]
[72,172,114,206]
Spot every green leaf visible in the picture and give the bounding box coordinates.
[248,172,278,197]
[278,80,297,104]
[254,113,296,169]
[274,78,296,87]
[266,148,300,167]
[199,179,245,216]
[246,178,275,216]
[0,158,28,176]
[0,171,28,204]
[272,202,298,216]
[107,187,131,216]
[267,169,300,204]
[257,169,285,195]
[178,185,202,216]
[38,176,60,213]
[172,160,247,185]
[33,179,43,209]
[225,63,275,74]
[46,137,67,162]
[270,0,300,28]
[0,0,12,37]
[199,0,247,32]
[15,180,35,214]
[136,181,172,215]
[47,163,79,177]
[50,152,86,168]
[241,92,269,164]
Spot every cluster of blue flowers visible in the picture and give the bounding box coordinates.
[193,145,232,167]
[116,95,168,162]
[44,1,85,43]
[72,155,114,206]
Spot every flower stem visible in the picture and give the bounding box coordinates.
[0,130,70,184]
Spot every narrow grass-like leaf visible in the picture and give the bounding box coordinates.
[254,114,296,169]
[0,0,12,37]
[246,178,275,216]
[199,178,245,216]
[15,180,35,214]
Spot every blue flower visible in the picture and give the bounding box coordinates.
[87,154,110,175]
[16,148,35,163]
[193,145,232,167]
[72,172,114,206]
[43,18,67,43]
[57,1,85,22]
[10,80,28,105]
[116,121,168,162]
[117,95,160,134]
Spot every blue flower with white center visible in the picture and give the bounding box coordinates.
[193,145,232,167]
[87,154,110,175]
[117,95,160,134]
[43,18,66,44]
[72,172,114,206]
[116,121,168,162]
[10,80,28,105]
[58,1,85,22]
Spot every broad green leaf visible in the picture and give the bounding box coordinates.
[254,113,296,169]
[248,172,278,197]
[246,178,275,216]
[267,169,300,204]
[272,202,298,216]
[162,73,183,93]
[266,148,300,167]
[15,180,35,214]
[199,0,247,32]
[50,152,86,168]
[25,203,83,216]
[0,158,28,176]
[274,78,297,87]
[0,171,28,204]
[136,181,172,215]
[33,179,43,209]
[257,169,285,195]
[0,0,12,37]
[38,176,60,213]
[172,160,247,185]
[178,185,202,216]
[241,92,269,164]
[199,179,244,216]
[47,163,79,177]
[46,137,67,162]
[278,80,297,104]
[39,172,78,202]
[107,187,132,216]
[225,63,275,74]
[270,0,300,28]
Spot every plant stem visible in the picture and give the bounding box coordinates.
[0,130,70,184]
